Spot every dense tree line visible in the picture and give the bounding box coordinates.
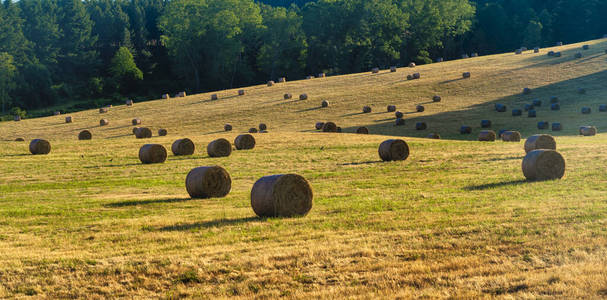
[0,0,605,118]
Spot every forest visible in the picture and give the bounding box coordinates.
[1,0,605,118]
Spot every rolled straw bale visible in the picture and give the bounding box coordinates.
[415,122,427,130]
[433,95,441,102]
[99,107,108,113]
[238,89,245,96]
[315,122,325,130]
[471,53,479,57]
[574,52,582,59]
[284,93,292,100]
[139,144,167,164]
[550,96,559,103]
[478,130,496,141]
[318,73,326,78]
[390,66,397,72]
[126,99,134,106]
[556,42,563,46]
[552,123,562,131]
[299,94,308,100]
[178,91,186,97]
[13,115,21,121]
[207,138,232,157]
[512,109,522,116]
[495,104,507,112]
[481,120,492,128]
[502,131,521,142]
[259,123,267,131]
[234,134,256,150]
[436,57,444,62]
[582,45,589,50]
[172,138,195,156]
[521,47,528,51]
[408,62,416,68]
[267,81,275,87]
[416,105,425,112]
[162,93,170,99]
[412,73,421,79]
[581,107,591,114]
[395,111,404,118]
[378,139,409,161]
[524,134,556,153]
[524,104,534,111]
[528,110,536,118]
[249,128,258,133]
[372,67,379,73]
[135,127,152,139]
[427,133,440,139]
[65,116,73,123]
[395,118,405,126]
[306,75,314,79]
[462,72,471,78]
[54,111,61,116]
[523,88,532,95]
[321,100,329,108]
[132,118,142,125]
[278,77,286,83]
[460,126,472,134]
[534,47,540,53]
[322,122,337,132]
[356,127,369,134]
[78,130,92,140]
[600,104,607,112]
[224,124,232,131]
[158,129,168,136]
[406,75,414,80]
[185,166,231,199]
[548,51,555,56]
[251,174,313,217]
[100,119,109,126]
[580,126,597,136]
[363,106,372,113]
[387,105,396,112]
[522,149,565,181]
[133,127,140,135]
[537,121,549,130]
[554,52,562,57]
[532,99,542,107]
[578,88,587,94]
[462,54,469,59]
[29,139,51,155]
[211,94,218,100]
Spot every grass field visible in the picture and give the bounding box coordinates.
[1,39,607,298]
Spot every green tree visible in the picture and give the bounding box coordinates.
[523,20,543,48]
[109,46,143,93]
[0,52,17,113]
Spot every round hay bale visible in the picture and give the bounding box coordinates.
[387,105,396,112]
[395,111,404,118]
[234,134,256,150]
[133,127,140,135]
[532,99,542,107]
[306,75,315,79]
[356,127,369,134]
[135,127,152,139]
[178,91,186,97]
[416,105,425,112]
[372,67,380,73]
[550,96,559,103]
[284,93,292,100]
[432,95,441,102]
[99,107,108,113]
[238,89,245,96]
[172,138,195,156]
[321,100,329,108]
[126,99,134,106]
[395,118,405,126]
[574,52,582,59]
[522,149,565,181]
[207,138,232,157]
[15,138,24,141]
[267,81,275,87]
[29,139,51,155]
[415,122,427,130]
[390,66,397,72]
[580,126,597,136]
[162,94,170,99]
[299,94,308,100]
[528,110,537,118]
[523,88,532,95]
[278,77,286,83]
[524,104,534,111]
[512,109,522,116]
[478,130,496,141]
[524,134,556,153]
[408,62,416,68]
[534,47,540,53]
[481,120,491,128]
[462,54,469,59]
[551,103,560,111]
[315,122,325,130]
[552,123,562,131]
[211,94,218,100]
[436,57,444,62]
[139,144,167,164]
[578,88,587,94]
[259,123,267,131]
[495,104,507,112]
[322,122,337,132]
[582,45,589,50]
[427,133,440,139]
[224,124,232,131]
[471,53,479,57]
[378,139,409,162]
[54,111,61,116]
[250,174,313,218]
[556,42,563,46]
[502,131,521,142]
[548,51,555,56]
[100,119,109,126]
[318,73,326,78]
[581,107,591,114]
[521,47,527,51]
[406,75,414,80]
[65,116,73,123]
[249,128,258,133]
[412,73,421,79]
[537,121,549,130]
[132,118,142,126]
[462,72,471,78]
[555,52,562,57]
[78,130,92,140]
[185,166,232,199]
[158,129,168,136]
[460,126,472,134]
[363,106,372,113]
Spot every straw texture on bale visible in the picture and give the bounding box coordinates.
[259,123,267,131]
[135,127,152,139]
[552,123,562,131]
[406,75,413,80]
[395,118,405,126]
[29,139,51,155]
[15,138,24,141]
[65,116,73,123]
[502,131,521,142]
[581,107,591,114]
[234,134,256,150]
[378,139,409,162]
[299,94,308,100]
[185,166,232,199]
[528,110,536,118]
[158,129,168,136]
[139,144,167,164]
[416,105,425,112]
[172,138,195,156]
[207,138,232,157]
[315,122,324,130]
[551,103,560,111]
[433,95,441,102]
[412,73,421,79]
[512,109,522,116]
[356,127,369,134]
[211,94,218,100]
[387,105,396,112]
[463,72,471,78]
[224,124,232,131]
[133,127,140,135]
[415,122,427,130]
[100,119,109,126]
[267,81,275,86]
[78,130,92,140]
[580,126,597,136]
[478,130,496,141]
[238,89,245,96]
[522,149,565,181]
[524,134,556,153]
[363,106,372,113]
[250,174,313,218]
[132,118,142,125]
[427,133,440,139]
[322,122,338,132]
[321,100,329,108]
[284,93,292,100]
[460,126,472,134]
[537,121,549,130]
[249,128,258,133]
[481,120,491,128]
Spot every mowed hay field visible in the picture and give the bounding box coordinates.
[1,40,607,298]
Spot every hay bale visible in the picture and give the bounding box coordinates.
[29,139,51,155]
[395,118,405,126]
[412,73,421,79]
[556,42,563,46]
[321,100,329,108]
[406,74,414,80]
[224,124,232,131]
[178,91,186,97]
[133,127,140,135]
[462,72,471,78]
[249,128,258,133]
[537,121,549,130]
[578,88,587,94]
[550,96,559,103]
[481,120,491,128]
[315,122,325,130]
[551,103,560,111]
[211,94,218,100]
[581,107,591,114]
[547,51,555,56]
[158,129,168,136]
[172,138,195,156]
[523,88,532,95]
[427,133,440,139]
[460,126,471,134]
[555,52,562,57]
[162,94,170,99]
[582,45,589,50]
[363,106,372,113]
[436,57,444,62]
[322,122,337,132]
[207,138,232,157]
[65,116,73,123]
[580,126,597,136]
[415,122,427,130]
[234,134,256,150]
[408,62,416,68]
[528,110,536,118]
[132,118,142,125]
[416,105,425,112]
[471,53,479,57]
[512,109,522,116]
[522,149,565,181]
[259,123,267,131]
[99,107,108,113]
[267,81,275,87]
[372,67,379,73]
[599,104,607,112]
[524,134,556,153]
[462,54,469,59]
[126,99,134,106]
[318,73,326,78]
[139,144,167,164]
[378,139,409,161]
[432,95,441,102]
[356,127,369,134]
[478,130,496,141]
[238,89,245,96]
[534,47,540,53]
[78,130,92,140]
[395,111,404,118]
[135,127,152,139]
[551,123,562,131]
[54,111,61,116]
[495,104,507,112]
[251,174,313,217]
[15,138,24,141]
[185,166,232,199]
[278,77,286,83]
[100,119,109,126]
[524,104,534,111]
[284,93,292,100]
[306,75,315,79]
[387,105,396,112]
[574,52,582,59]
[390,66,397,72]
[299,94,308,100]
[532,99,542,107]
[502,131,521,142]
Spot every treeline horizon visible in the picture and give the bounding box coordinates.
[0,0,605,118]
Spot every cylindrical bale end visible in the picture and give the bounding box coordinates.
[378,139,409,162]
[207,138,232,157]
[139,144,167,164]
[78,130,92,140]
[186,166,232,199]
[522,149,565,181]
[29,139,51,155]
[172,138,195,156]
[524,134,556,153]
[251,174,313,218]
[234,134,256,150]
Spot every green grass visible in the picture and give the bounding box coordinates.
[1,40,607,298]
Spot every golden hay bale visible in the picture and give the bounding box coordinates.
[132,118,142,126]
[133,127,140,135]
[126,99,134,106]
[356,127,369,134]
[211,94,218,100]
[322,122,338,132]
[78,130,92,140]
[139,144,167,164]
[29,139,51,155]
[409,62,416,68]
[387,105,396,112]
[432,95,441,102]
[524,134,556,153]
[321,100,329,108]
[284,93,292,100]
[378,139,409,161]
[158,129,168,136]
[306,75,315,79]
[224,124,232,131]
[395,111,404,118]
[501,131,521,142]
[207,138,232,157]
[65,116,73,123]
[135,127,152,139]
[363,106,372,113]
[54,111,61,116]
[250,174,313,218]
[471,53,479,57]
[406,75,414,80]
[463,72,471,78]
[172,138,195,155]
[299,94,308,100]
[267,81,275,87]
[390,66,397,72]
[234,134,256,150]
[278,77,286,83]
[478,130,496,141]
[318,73,326,78]
[412,73,421,79]
[579,126,597,136]
[522,149,565,181]
[99,107,108,113]
[372,67,380,73]
[162,93,170,99]
[259,123,267,131]
[427,133,440,139]
[416,105,425,112]
[178,91,186,97]
[249,128,258,133]
[185,166,232,199]
[238,89,245,96]
[15,138,24,141]
[315,122,325,130]
[100,119,109,126]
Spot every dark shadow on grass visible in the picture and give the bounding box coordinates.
[107,134,133,139]
[204,130,226,135]
[106,197,192,207]
[2,153,30,157]
[295,106,323,113]
[482,156,524,162]
[157,216,262,231]
[167,156,211,161]
[341,112,369,117]
[464,179,527,191]
[339,160,384,166]
[84,163,141,168]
